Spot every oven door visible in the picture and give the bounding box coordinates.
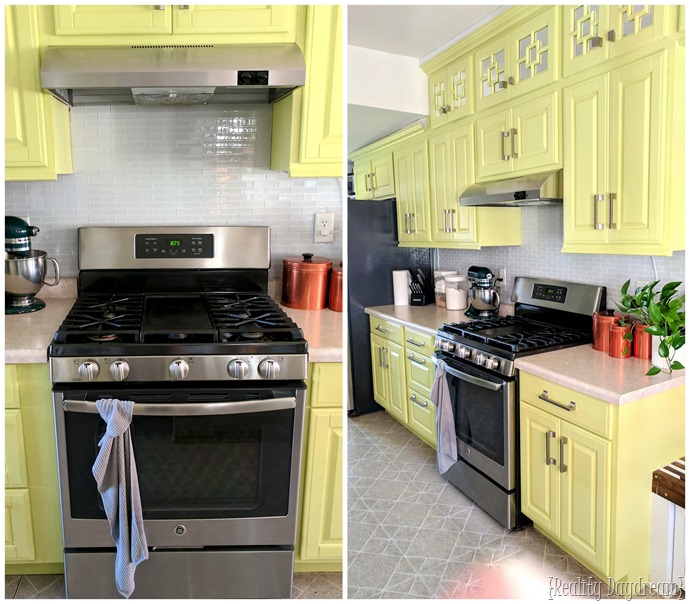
[438,355,516,491]
[53,383,305,549]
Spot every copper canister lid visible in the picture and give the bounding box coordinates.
[283,253,332,272]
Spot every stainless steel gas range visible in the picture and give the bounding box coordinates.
[434,277,606,529]
[50,226,307,599]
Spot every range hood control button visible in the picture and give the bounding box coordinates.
[77,360,100,382]
[227,359,249,380]
[169,359,190,381]
[109,360,130,382]
[258,359,280,380]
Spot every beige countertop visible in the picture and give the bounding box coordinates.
[364,303,685,406]
[5,280,342,364]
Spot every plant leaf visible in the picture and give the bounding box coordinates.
[646,325,664,336]
[658,340,669,358]
[670,361,685,370]
[648,298,663,325]
[620,279,631,296]
[623,332,633,341]
[646,366,662,376]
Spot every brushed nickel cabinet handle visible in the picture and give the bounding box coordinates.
[607,30,616,42]
[372,172,378,191]
[546,430,556,466]
[410,394,428,408]
[178,5,189,9]
[502,130,510,161]
[497,80,508,90]
[443,209,448,232]
[381,347,389,369]
[594,194,604,230]
[449,209,456,232]
[409,213,416,234]
[406,337,425,348]
[609,193,617,229]
[539,390,576,412]
[559,436,568,473]
[590,36,604,49]
[154,5,166,9]
[407,354,426,365]
[508,76,515,86]
[375,325,390,334]
[510,128,518,159]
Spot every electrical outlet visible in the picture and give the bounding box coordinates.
[498,268,507,283]
[314,212,334,243]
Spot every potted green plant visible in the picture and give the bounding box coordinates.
[616,279,685,375]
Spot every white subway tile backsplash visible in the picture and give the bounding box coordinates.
[6,105,342,276]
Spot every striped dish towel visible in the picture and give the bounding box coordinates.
[93,398,148,599]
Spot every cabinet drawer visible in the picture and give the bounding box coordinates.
[5,365,20,409]
[520,372,613,439]
[5,488,35,561]
[403,326,435,357]
[407,389,437,447]
[5,410,28,488]
[369,316,403,345]
[405,351,434,397]
[309,363,342,409]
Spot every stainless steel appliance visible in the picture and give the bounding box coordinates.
[50,226,307,598]
[466,265,502,318]
[5,216,60,314]
[434,277,606,529]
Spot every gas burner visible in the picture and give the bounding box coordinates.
[86,334,120,343]
[241,332,264,340]
[167,333,189,340]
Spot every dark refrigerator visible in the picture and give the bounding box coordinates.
[347,198,432,415]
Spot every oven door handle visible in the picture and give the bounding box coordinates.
[62,397,297,416]
[438,361,502,392]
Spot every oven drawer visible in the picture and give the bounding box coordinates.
[407,388,436,448]
[403,327,435,357]
[520,372,613,439]
[369,316,403,344]
[405,350,434,397]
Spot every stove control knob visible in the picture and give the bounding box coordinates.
[109,360,130,382]
[485,357,499,371]
[258,358,280,380]
[476,353,487,366]
[169,359,190,381]
[77,360,100,382]
[443,341,455,353]
[457,346,471,359]
[227,359,249,380]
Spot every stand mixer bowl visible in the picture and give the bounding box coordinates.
[467,285,501,317]
[5,250,60,313]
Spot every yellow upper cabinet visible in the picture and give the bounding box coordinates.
[270,5,342,178]
[475,7,559,112]
[563,49,685,256]
[394,139,432,246]
[51,5,297,39]
[352,153,395,200]
[562,5,674,78]
[428,54,473,129]
[5,5,72,182]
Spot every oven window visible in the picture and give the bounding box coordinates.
[446,370,505,467]
[64,408,295,520]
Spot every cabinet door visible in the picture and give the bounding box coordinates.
[394,142,431,245]
[173,5,294,35]
[520,403,560,535]
[385,342,407,424]
[428,131,453,240]
[353,160,373,200]
[5,410,28,488]
[510,7,559,98]
[405,351,433,398]
[475,32,511,111]
[371,153,395,199]
[563,75,609,249]
[608,53,666,250]
[562,5,610,78]
[446,55,473,124]
[370,334,389,409]
[448,124,478,244]
[607,5,671,58]
[5,489,35,561]
[53,5,172,35]
[560,422,610,573]
[475,109,511,179]
[407,390,437,448]
[511,92,559,174]
[429,66,450,130]
[300,408,342,561]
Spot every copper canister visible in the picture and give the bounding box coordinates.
[328,263,342,312]
[633,323,652,359]
[281,253,332,310]
[592,311,619,352]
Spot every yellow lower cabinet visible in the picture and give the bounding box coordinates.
[407,389,437,448]
[5,364,63,575]
[370,333,407,423]
[519,372,685,584]
[296,363,342,571]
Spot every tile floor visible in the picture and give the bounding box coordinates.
[348,410,671,600]
[5,572,342,599]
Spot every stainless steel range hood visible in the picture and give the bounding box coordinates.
[459,170,563,207]
[40,44,306,106]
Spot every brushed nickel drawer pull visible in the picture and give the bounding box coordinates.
[502,130,510,161]
[510,128,518,159]
[381,347,389,369]
[407,354,426,365]
[593,194,604,230]
[375,325,390,334]
[449,209,456,233]
[410,394,428,408]
[406,337,425,348]
[443,209,448,232]
[559,436,568,473]
[609,193,617,229]
[546,430,556,466]
[539,390,576,412]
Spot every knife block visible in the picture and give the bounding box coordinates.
[410,292,430,306]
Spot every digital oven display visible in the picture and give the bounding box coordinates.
[135,234,214,258]
[532,283,567,304]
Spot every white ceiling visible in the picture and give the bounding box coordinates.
[348,5,508,153]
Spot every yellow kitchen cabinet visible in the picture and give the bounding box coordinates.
[394,139,432,246]
[5,5,72,182]
[475,7,559,112]
[519,371,684,584]
[352,153,395,200]
[562,49,685,255]
[562,5,675,78]
[296,363,342,571]
[428,123,522,249]
[428,55,473,129]
[403,327,437,448]
[5,365,63,575]
[270,5,342,178]
[475,91,559,180]
[370,333,407,424]
[52,5,296,38]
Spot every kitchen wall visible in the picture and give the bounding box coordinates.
[5,105,342,279]
[434,205,685,309]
